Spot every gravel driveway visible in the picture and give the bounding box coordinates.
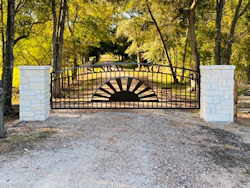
[0,109,249,188]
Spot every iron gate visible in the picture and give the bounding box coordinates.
[51,63,200,109]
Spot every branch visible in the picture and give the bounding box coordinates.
[190,0,200,10]
[228,30,248,43]
[237,2,250,19]
[26,48,41,65]
[14,21,47,45]
[14,34,29,45]
[189,0,200,17]
[15,0,27,14]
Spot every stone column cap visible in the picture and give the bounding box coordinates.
[200,65,236,70]
[19,66,51,70]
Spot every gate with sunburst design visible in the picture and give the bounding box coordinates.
[51,63,200,109]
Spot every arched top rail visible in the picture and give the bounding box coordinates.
[52,62,199,74]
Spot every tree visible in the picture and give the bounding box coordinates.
[3,0,15,114]
[145,0,178,83]
[52,0,68,98]
[0,0,5,80]
[181,0,200,74]
[116,12,145,65]
[224,0,250,65]
[215,0,225,65]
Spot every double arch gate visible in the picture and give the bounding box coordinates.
[51,63,200,109]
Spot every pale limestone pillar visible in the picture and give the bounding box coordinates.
[200,65,235,123]
[19,66,51,121]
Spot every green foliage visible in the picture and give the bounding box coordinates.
[0,0,249,93]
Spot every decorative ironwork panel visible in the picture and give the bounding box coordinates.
[51,63,200,109]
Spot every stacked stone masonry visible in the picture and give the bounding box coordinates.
[200,65,235,123]
[19,66,51,121]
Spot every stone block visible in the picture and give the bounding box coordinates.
[212,97,220,104]
[20,111,34,117]
[28,77,41,83]
[206,114,230,122]
[218,79,226,86]
[20,116,35,121]
[20,100,31,107]
[29,83,46,90]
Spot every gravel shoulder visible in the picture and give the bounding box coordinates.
[0,109,249,188]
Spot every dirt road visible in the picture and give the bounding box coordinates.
[0,109,249,187]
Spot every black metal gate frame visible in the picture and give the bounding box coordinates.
[51,63,200,109]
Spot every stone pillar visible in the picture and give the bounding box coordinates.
[19,66,51,121]
[200,65,235,123]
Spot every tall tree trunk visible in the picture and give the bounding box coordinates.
[3,0,15,114]
[184,0,200,100]
[215,0,224,65]
[0,0,5,81]
[146,1,178,83]
[72,58,77,80]
[85,55,89,63]
[52,0,57,72]
[56,0,67,71]
[67,3,79,80]
[137,51,143,63]
[224,0,250,65]
[52,0,68,98]
[187,0,200,73]
[181,28,189,81]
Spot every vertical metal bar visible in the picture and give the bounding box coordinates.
[106,67,107,109]
[152,70,153,109]
[175,74,177,108]
[50,73,53,109]
[61,71,64,108]
[171,75,172,108]
[87,71,89,108]
[92,71,94,109]
[161,72,163,108]
[78,68,80,108]
[83,67,85,109]
[199,71,201,109]
[59,72,61,109]
[185,76,187,108]
[166,73,168,108]
[96,71,98,109]
[190,72,192,108]
[0,87,4,137]
[147,70,149,109]
[156,69,158,108]
[142,71,144,109]
[67,70,70,88]
[180,75,182,108]
[101,71,103,109]
[194,72,196,109]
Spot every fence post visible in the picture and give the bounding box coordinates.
[0,80,4,137]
